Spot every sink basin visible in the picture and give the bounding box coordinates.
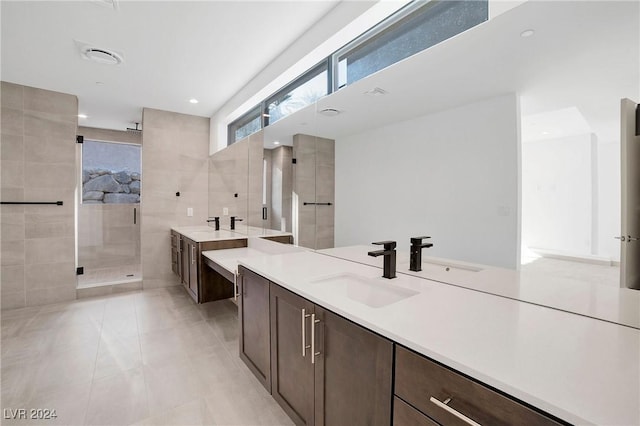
[399,259,482,276]
[309,272,418,308]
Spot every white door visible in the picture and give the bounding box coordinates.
[620,98,640,290]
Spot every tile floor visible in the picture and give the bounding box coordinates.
[1,286,293,426]
[77,265,142,289]
[520,257,620,288]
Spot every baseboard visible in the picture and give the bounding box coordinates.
[77,280,143,299]
[528,248,618,266]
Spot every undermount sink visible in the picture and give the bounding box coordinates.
[399,259,482,275]
[309,272,418,308]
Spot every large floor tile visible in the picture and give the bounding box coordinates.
[84,367,148,426]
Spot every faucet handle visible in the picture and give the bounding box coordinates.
[410,236,431,244]
[372,240,396,250]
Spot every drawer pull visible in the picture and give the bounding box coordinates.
[430,397,481,426]
[311,313,320,364]
[301,309,311,357]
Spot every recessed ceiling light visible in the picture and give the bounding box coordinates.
[541,131,550,135]
[364,87,387,96]
[78,114,88,119]
[520,29,535,38]
[273,141,280,145]
[318,108,341,117]
[189,98,199,104]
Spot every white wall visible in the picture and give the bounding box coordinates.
[521,133,621,262]
[522,134,593,256]
[597,140,621,261]
[335,94,520,269]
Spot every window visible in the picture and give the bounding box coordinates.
[265,61,329,126]
[228,105,262,145]
[226,0,489,145]
[334,0,488,89]
[82,140,141,204]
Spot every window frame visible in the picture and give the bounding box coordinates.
[228,105,262,145]
[262,58,330,127]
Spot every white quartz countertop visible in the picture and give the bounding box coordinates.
[318,245,640,329]
[238,250,640,426]
[171,226,246,243]
[202,237,306,275]
[234,225,293,238]
[172,225,292,243]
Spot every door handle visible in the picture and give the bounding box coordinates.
[628,236,639,242]
[430,397,481,426]
[191,246,196,264]
[311,313,320,364]
[615,236,627,242]
[133,207,137,224]
[235,273,242,301]
[301,309,311,357]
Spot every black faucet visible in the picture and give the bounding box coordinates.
[230,216,243,230]
[206,216,220,231]
[409,236,433,272]
[368,241,397,279]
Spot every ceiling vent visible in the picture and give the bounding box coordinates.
[318,108,341,117]
[91,0,119,10]
[76,40,124,65]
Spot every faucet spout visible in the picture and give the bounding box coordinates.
[368,241,397,279]
[207,216,220,231]
[409,236,433,272]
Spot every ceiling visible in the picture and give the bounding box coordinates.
[263,0,639,147]
[0,0,344,130]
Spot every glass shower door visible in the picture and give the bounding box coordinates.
[77,139,141,288]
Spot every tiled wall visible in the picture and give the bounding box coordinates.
[270,145,293,232]
[1,82,78,309]
[247,132,264,228]
[141,108,209,289]
[208,134,249,230]
[293,134,335,249]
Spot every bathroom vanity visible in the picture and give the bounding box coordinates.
[170,226,295,303]
[235,250,639,426]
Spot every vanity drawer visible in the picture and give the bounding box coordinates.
[394,397,440,426]
[395,346,562,426]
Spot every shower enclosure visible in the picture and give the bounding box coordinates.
[76,139,142,288]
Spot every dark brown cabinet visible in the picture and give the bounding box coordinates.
[170,231,246,303]
[170,231,181,277]
[269,283,393,426]
[394,346,562,426]
[270,283,316,425]
[238,266,272,391]
[185,237,198,301]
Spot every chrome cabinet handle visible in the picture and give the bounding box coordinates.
[311,313,320,364]
[235,273,241,301]
[430,397,481,426]
[301,309,311,357]
[191,246,196,264]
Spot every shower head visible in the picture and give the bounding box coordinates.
[126,122,142,133]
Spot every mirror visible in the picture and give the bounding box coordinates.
[210,1,640,327]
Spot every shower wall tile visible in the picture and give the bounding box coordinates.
[141,108,209,289]
[0,82,77,310]
[1,134,24,161]
[24,262,76,291]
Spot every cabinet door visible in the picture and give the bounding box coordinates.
[238,266,271,391]
[270,283,315,426]
[180,237,189,289]
[314,306,393,426]
[188,241,198,301]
